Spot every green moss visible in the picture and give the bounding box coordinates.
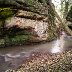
[0,8,16,34]
[11,35,30,42]
[0,39,5,45]
[8,35,31,45]
[27,0,33,4]
[0,8,15,20]
[0,34,32,47]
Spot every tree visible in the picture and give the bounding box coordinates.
[60,0,72,18]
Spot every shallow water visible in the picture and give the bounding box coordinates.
[0,36,72,72]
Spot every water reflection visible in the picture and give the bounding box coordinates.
[51,39,61,53]
[51,32,68,53]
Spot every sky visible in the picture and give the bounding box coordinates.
[52,0,61,8]
[52,0,61,16]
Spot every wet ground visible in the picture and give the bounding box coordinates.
[0,36,72,72]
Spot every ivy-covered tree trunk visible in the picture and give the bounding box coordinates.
[50,2,72,36]
[47,1,58,41]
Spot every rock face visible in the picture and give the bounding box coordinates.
[0,0,49,41]
[6,16,48,40]
[5,5,48,40]
[0,0,58,42]
[16,10,48,21]
[0,0,48,15]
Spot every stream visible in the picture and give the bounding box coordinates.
[0,35,72,72]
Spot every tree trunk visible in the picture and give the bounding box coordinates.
[49,2,72,36]
[47,2,58,40]
[63,1,69,19]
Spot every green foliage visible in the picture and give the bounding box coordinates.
[11,35,30,43]
[0,8,15,20]
[0,39,5,45]
[0,25,32,47]
[27,0,33,4]
[1,25,32,38]
[38,0,46,4]
[66,6,72,22]
[0,8,17,39]
[68,6,72,18]
[24,0,48,6]
[0,35,31,47]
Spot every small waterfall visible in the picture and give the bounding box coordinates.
[51,31,66,53]
[51,39,61,53]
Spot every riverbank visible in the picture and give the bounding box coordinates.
[6,48,72,72]
[0,35,31,48]
[0,34,56,48]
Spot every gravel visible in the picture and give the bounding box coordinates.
[5,49,72,72]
